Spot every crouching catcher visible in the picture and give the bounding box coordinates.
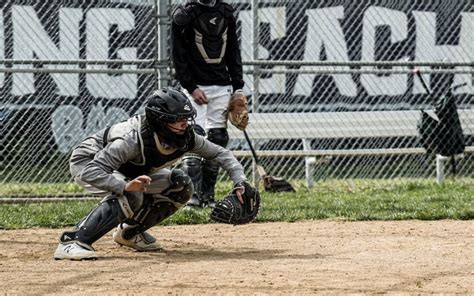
[54,87,253,260]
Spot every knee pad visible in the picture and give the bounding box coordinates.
[169,168,191,186]
[207,128,229,147]
[167,169,193,205]
[147,169,174,194]
[160,169,194,205]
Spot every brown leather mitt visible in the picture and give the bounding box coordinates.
[227,92,249,130]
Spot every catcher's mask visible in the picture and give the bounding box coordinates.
[145,87,197,151]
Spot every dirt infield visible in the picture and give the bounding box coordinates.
[0,220,472,295]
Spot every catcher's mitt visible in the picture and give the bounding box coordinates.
[210,182,260,225]
[226,92,249,130]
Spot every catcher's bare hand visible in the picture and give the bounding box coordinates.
[124,175,151,192]
[233,181,248,204]
[235,187,244,204]
[191,88,208,105]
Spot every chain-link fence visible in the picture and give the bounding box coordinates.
[0,0,472,198]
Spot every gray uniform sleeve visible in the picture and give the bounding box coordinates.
[190,134,246,184]
[79,137,140,196]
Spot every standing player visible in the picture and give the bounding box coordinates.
[53,87,256,260]
[171,0,246,208]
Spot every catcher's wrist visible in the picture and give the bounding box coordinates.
[188,85,199,94]
[233,181,247,193]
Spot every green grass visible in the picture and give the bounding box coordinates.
[0,182,86,195]
[0,178,472,229]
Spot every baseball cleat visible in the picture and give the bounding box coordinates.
[112,224,162,252]
[54,241,97,261]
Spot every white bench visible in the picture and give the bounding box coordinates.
[228,110,474,186]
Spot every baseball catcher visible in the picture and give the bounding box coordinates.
[210,181,260,225]
[53,87,251,260]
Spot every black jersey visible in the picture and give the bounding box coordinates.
[171,1,244,94]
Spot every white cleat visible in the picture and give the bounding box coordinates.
[112,224,162,252]
[54,241,97,261]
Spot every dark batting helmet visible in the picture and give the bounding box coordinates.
[145,87,197,150]
[197,0,216,7]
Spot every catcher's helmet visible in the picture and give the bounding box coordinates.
[197,0,216,7]
[145,87,196,150]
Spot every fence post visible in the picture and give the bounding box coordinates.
[156,0,170,88]
[303,139,315,188]
[251,0,260,185]
[436,154,447,184]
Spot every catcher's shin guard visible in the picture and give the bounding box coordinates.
[177,136,203,205]
[61,199,123,245]
[201,159,219,201]
[121,198,179,240]
[122,170,193,239]
[179,155,203,200]
[60,192,142,245]
[202,128,229,202]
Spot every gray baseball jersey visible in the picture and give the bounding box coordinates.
[69,115,246,196]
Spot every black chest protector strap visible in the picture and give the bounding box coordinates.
[140,118,194,169]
